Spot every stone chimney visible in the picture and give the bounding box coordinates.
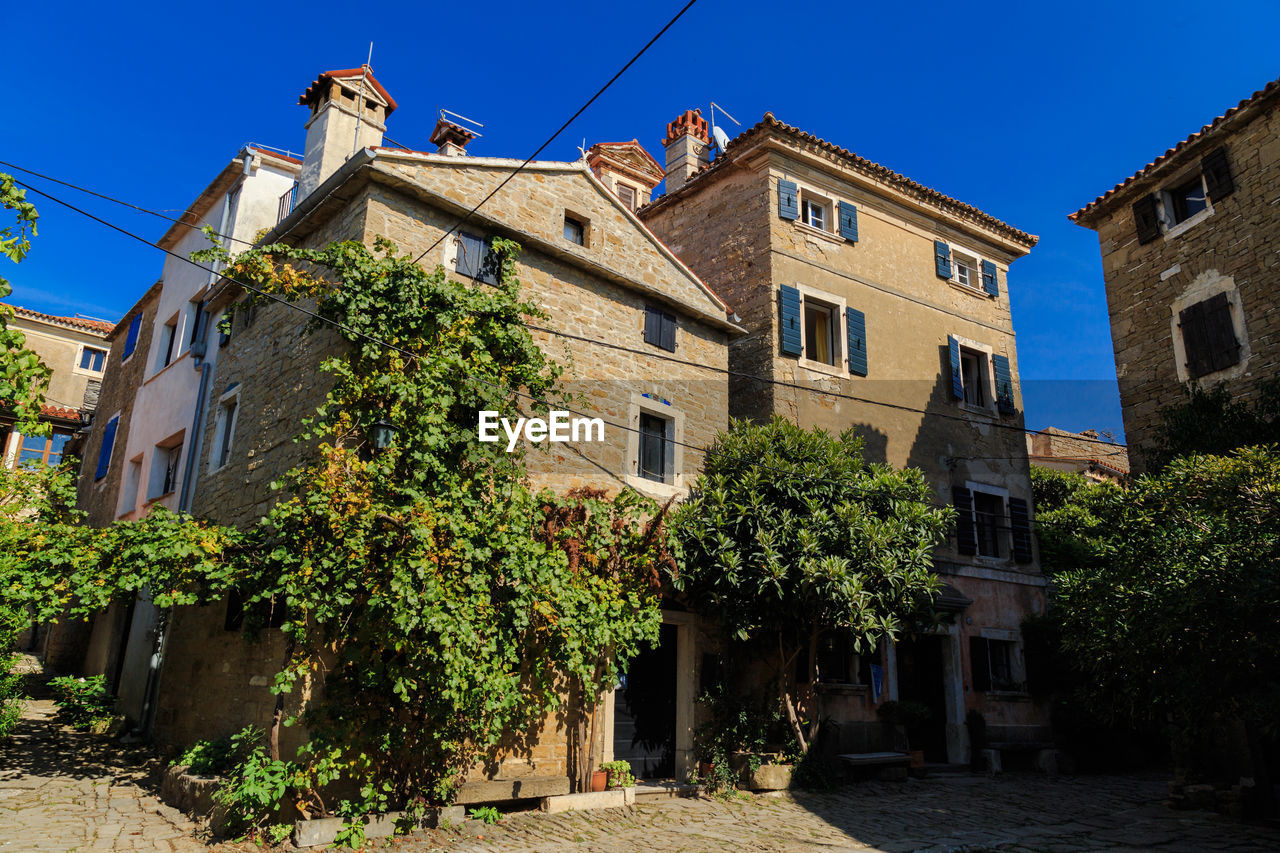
[297,66,397,199]
[429,118,475,157]
[662,109,711,193]
[586,141,664,210]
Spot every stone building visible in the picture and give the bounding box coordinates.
[1071,76,1280,473]
[641,110,1048,764]
[124,67,737,798]
[1026,427,1129,483]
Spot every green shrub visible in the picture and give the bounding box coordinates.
[468,806,501,825]
[213,727,296,841]
[599,760,635,788]
[47,675,114,730]
[0,651,22,738]
[172,736,235,775]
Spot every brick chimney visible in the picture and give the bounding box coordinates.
[429,118,475,157]
[662,109,711,193]
[297,66,397,199]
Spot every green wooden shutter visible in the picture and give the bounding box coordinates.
[953,485,977,556]
[1132,194,1161,244]
[1201,147,1235,203]
[981,260,999,297]
[1009,498,1033,563]
[992,354,1015,414]
[934,240,952,279]
[778,179,799,220]
[948,335,964,399]
[846,308,867,376]
[838,201,859,242]
[779,285,803,356]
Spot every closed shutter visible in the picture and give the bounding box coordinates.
[94,416,118,481]
[838,201,859,242]
[778,179,799,220]
[1201,147,1235,203]
[846,308,867,377]
[1132,194,1161,244]
[992,354,1015,414]
[779,285,803,356]
[1204,292,1240,372]
[455,233,484,280]
[660,312,676,352]
[969,637,991,692]
[1179,299,1214,378]
[644,306,677,352]
[953,485,977,556]
[122,314,142,359]
[663,416,676,483]
[1009,498,1033,563]
[934,240,952,278]
[948,335,964,399]
[981,260,999,297]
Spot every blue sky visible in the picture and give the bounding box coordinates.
[4,0,1278,442]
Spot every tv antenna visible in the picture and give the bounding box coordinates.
[709,101,740,156]
[439,109,485,137]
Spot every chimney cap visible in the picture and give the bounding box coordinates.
[298,65,398,116]
[663,109,710,146]
[429,118,476,151]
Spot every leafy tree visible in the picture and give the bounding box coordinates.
[1142,379,1280,473]
[1028,465,1121,575]
[0,174,50,437]
[670,417,952,752]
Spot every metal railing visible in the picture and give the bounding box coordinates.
[277,182,299,225]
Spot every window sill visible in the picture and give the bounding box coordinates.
[144,490,176,507]
[793,222,847,246]
[1162,206,1213,241]
[947,280,993,299]
[798,357,848,379]
[814,682,869,696]
[143,351,191,385]
[624,473,685,501]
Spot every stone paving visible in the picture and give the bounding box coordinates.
[2,667,1277,853]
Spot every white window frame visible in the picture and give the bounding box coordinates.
[72,343,109,377]
[953,334,996,415]
[153,312,180,375]
[799,189,832,233]
[615,182,638,211]
[624,391,685,499]
[795,282,849,378]
[147,431,185,502]
[119,453,144,518]
[209,385,242,473]
[942,242,995,295]
[965,480,1011,562]
[1159,167,1214,240]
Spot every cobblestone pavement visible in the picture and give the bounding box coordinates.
[2,671,1277,853]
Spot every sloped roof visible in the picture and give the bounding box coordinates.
[646,112,1037,249]
[41,403,81,421]
[587,140,664,188]
[1071,75,1280,223]
[298,66,397,115]
[9,305,113,335]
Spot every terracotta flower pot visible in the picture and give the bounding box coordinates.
[590,769,608,792]
[909,749,926,768]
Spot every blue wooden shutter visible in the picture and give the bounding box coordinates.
[1009,497,1033,563]
[992,354,1015,414]
[94,416,118,481]
[934,240,952,279]
[838,201,859,242]
[981,260,998,297]
[778,179,799,221]
[845,307,867,376]
[952,485,977,556]
[456,233,483,279]
[779,285,803,356]
[948,335,964,399]
[122,314,141,359]
[644,306,662,347]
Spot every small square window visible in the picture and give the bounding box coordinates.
[952,250,979,289]
[616,184,637,211]
[1169,176,1208,224]
[564,216,585,245]
[802,199,827,230]
[79,347,107,372]
[455,232,499,284]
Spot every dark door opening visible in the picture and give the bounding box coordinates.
[613,623,677,779]
[895,636,949,763]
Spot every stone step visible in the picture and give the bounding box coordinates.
[634,781,700,802]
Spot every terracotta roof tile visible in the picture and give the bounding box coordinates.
[298,66,397,116]
[9,305,114,334]
[40,403,81,420]
[1071,76,1280,222]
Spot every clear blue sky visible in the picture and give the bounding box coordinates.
[4,0,1278,442]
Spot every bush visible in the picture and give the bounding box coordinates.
[172,736,235,776]
[0,651,22,738]
[214,727,296,840]
[599,760,635,788]
[47,675,115,730]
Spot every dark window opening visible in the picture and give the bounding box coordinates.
[1170,176,1208,224]
[960,350,985,406]
[973,491,1004,558]
[563,216,585,245]
[638,412,670,483]
[970,637,1017,692]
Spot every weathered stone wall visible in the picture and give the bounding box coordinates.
[1084,104,1280,472]
[1027,427,1129,480]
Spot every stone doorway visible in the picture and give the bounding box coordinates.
[611,623,678,779]
[895,635,949,763]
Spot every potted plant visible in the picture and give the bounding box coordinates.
[589,768,608,792]
[876,699,932,768]
[600,760,635,790]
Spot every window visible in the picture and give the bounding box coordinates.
[644,305,676,352]
[17,431,71,469]
[563,216,585,245]
[960,349,986,406]
[148,439,183,500]
[121,456,142,516]
[1133,148,1233,244]
[972,491,1005,558]
[78,347,107,372]
[1168,175,1208,224]
[616,183,637,211]
[804,299,838,365]
[454,232,499,284]
[187,300,205,346]
[121,314,142,361]
[94,414,119,480]
[625,392,684,495]
[780,284,855,374]
[155,316,178,372]
[970,637,1018,692]
[212,388,240,471]
[801,196,828,230]
[953,250,976,288]
[638,412,670,483]
[1180,292,1240,378]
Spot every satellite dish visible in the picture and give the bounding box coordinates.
[712,125,731,152]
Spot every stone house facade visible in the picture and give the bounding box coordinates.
[1026,427,1129,483]
[145,68,737,798]
[642,110,1049,764]
[1071,76,1280,473]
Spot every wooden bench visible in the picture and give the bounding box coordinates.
[836,751,910,780]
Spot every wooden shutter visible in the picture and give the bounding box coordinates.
[663,416,676,483]
[948,335,964,399]
[981,260,999,297]
[1179,299,1214,378]
[838,201,859,242]
[645,305,677,352]
[1009,497,1033,563]
[779,285,803,356]
[1201,147,1234,203]
[934,240,952,278]
[123,314,142,359]
[846,308,867,376]
[778,179,799,221]
[455,233,483,279]
[94,416,118,481]
[1204,292,1240,372]
[953,485,977,556]
[660,311,676,352]
[992,354,1015,414]
[1132,194,1161,244]
[969,637,991,691]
